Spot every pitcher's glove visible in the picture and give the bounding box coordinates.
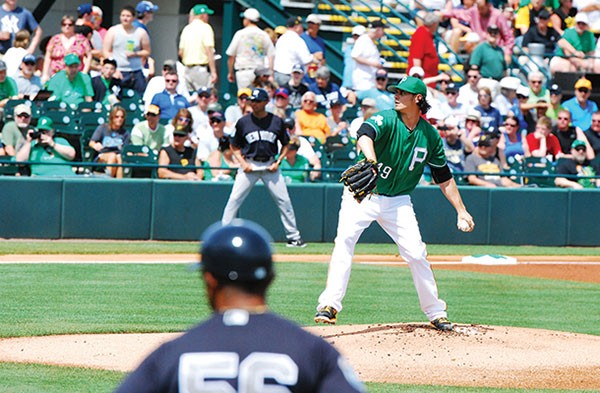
[340,159,378,203]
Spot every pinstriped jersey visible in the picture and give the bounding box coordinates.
[362,109,446,196]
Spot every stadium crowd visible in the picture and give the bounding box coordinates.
[0,0,599,188]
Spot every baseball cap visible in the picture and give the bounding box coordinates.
[408,66,425,78]
[36,116,54,131]
[387,75,428,97]
[330,98,344,107]
[92,5,103,17]
[446,82,458,92]
[0,60,7,71]
[14,103,32,117]
[361,97,377,107]
[173,125,190,136]
[209,111,225,122]
[516,85,530,97]
[537,9,551,20]
[478,134,493,146]
[136,1,158,14]
[22,54,36,64]
[466,109,482,122]
[240,8,260,22]
[375,69,388,79]
[254,66,271,77]
[487,24,500,34]
[306,14,321,24]
[575,13,589,25]
[571,139,586,150]
[274,87,289,99]
[77,3,93,15]
[197,86,212,97]
[64,53,81,66]
[315,66,330,79]
[192,4,214,15]
[352,25,366,36]
[207,102,223,113]
[483,126,500,139]
[162,59,176,70]
[103,57,117,67]
[274,26,287,35]
[286,16,302,27]
[237,87,252,98]
[248,88,269,102]
[574,78,592,90]
[499,76,521,90]
[549,83,562,95]
[368,19,385,28]
[145,104,161,115]
[291,64,304,74]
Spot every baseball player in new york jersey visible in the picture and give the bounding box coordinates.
[315,76,475,331]
[114,220,365,393]
[221,88,306,247]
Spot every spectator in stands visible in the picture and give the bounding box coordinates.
[562,78,598,131]
[91,58,121,106]
[525,116,563,159]
[295,91,330,143]
[250,66,272,88]
[196,110,229,165]
[500,115,527,160]
[103,5,151,94]
[341,25,365,90]
[0,0,42,56]
[555,140,600,188]
[573,0,600,32]
[443,0,514,66]
[42,15,92,84]
[225,87,251,129]
[464,134,521,187]
[458,66,482,111]
[351,19,385,92]
[356,68,394,111]
[204,135,239,181]
[282,64,309,111]
[475,87,502,131]
[545,83,564,123]
[150,70,190,122]
[308,66,347,112]
[165,107,193,141]
[550,0,577,37]
[76,3,103,59]
[272,87,293,119]
[522,9,561,57]
[464,109,483,143]
[549,13,596,74]
[143,59,193,108]
[349,97,377,139]
[92,6,107,41]
[89,106,130,178]
[493,76,520,118]
[526,71,549,104]
[512,85,532,132]
[4,29,29,77]
[583,111,600,158]
[157,117,202,181]
[226,8,274,90]
[15,54,41,98]
[514,0,549,36]
[552,108,594,159]
[16,116,75,177]
[274,16,321,87]
[133,1,158,35]
[301,14,326,85]
[280,135,311,183]
[442,115,474,175]
[47,53,93,106]
[440,82,467,126]
[408,12,440,86]
[130,104,170,152]
[326,99,349,138]
[1,103,31,156]
[469,25,507,82]
[189,86,212,151]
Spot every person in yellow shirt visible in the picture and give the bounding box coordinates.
[294,91,331,143]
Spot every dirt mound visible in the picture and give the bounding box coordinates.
[1,323,598,389]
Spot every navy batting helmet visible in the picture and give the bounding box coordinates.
[200,219,274,282]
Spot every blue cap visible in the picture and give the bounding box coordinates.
[77,4,93,15]
[197,86,212,97]
[22,54,36,64]
[291,64,304,74]
[249,88,269,102]
[136,1,158,14]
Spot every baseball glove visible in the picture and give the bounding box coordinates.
[340,159,378,203]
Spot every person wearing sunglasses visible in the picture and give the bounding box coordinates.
[555,139,600,189]
[549,12,595,74]
[562,77,598,131]
[157,113,202,181]
[130,104,170,153]
[552,109,594,160]
[14,54,41,98]
[0,103,32,157]
[150,70,191,121]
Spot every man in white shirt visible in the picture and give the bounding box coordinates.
[457,65,481,112]
[226,8,275,90]
[351,19,386,92]
[273,16,322,87]
[188,86,212,159]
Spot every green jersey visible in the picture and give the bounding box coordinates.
[361,109,446,196]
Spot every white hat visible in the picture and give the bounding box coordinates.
[444,116,459,128]
[352,25,366,36]
[306,14,321,24]
[361,97,377,108]
[461,32,481,43]
[499,76,521,91]
[242,8,260,22]
[466,109,482,122]
[574,13,589,25]
[408,66,425,77]
[427,106,444,120]
[516,85,530,97]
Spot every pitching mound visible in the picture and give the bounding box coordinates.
[1,323,599,389]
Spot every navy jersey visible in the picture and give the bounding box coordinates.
[114,310,365,393]
[233,113,290,161]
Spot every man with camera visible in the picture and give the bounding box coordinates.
[15,116,76,177]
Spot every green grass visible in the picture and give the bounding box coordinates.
[0,239,599,256]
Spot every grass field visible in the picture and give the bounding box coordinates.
[0,241,599,392]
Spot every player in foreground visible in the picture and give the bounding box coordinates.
[314,76,475,331]
[114,219,365,392]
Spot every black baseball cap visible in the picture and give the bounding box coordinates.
[286,16,302,27]
[369,19,385,28]
[549,84,562,95]
[248,88,269,102]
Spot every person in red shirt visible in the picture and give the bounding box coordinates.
[525,116,564,160]
[408,13,440,86]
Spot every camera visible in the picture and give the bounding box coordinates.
[29,130,42,139]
